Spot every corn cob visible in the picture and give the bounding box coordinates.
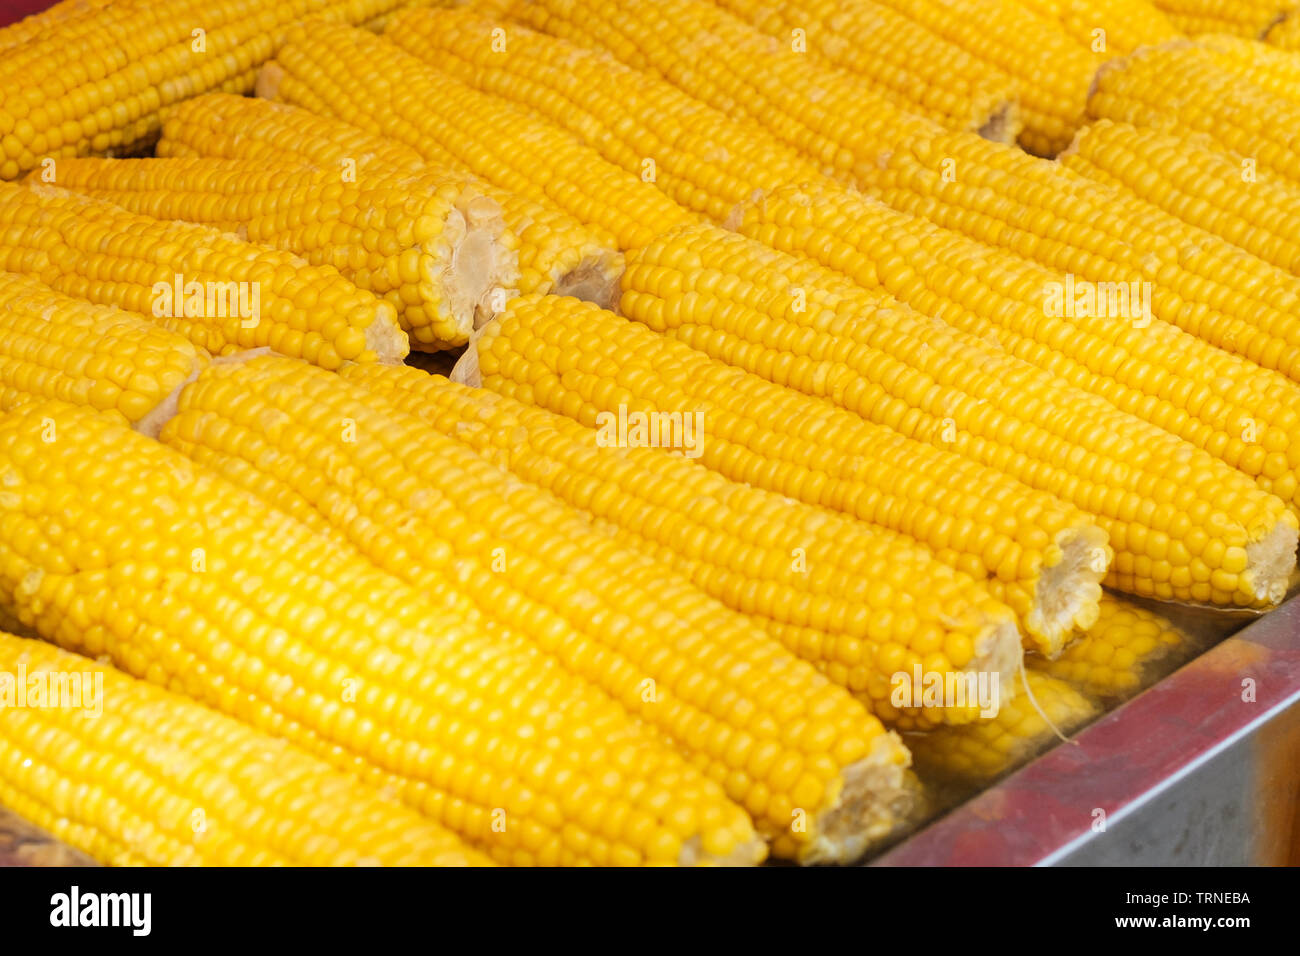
[1030,593,1202,701]
[341,359,1027,725]
[736,179,1300,525]
[0,633,492,866]
[1149,0,1287,36]
[154,355,915,861]
[626,218,1299,607]
[1266,10,1300,47]
[0,402,766,867]
[464,292,1102,657]
[159,94,623,308]
[504,0,942,186]
[716,0,1098,156]
[905,672,1099,787]
[1061,120,1300,278]
[259,23,694,251]
[0,271,208,429]
[0,182,407,368]
[867,124,1300,393]
[1015,0,1184,54]
[40,156,517,351]
[160,356,914,860]
[861,136,1300,487]
[384,7,831,224]
[1088,41,1300,192]
[1192,32,1300,105]
[0,0,428,181]
[664,0,1023,140]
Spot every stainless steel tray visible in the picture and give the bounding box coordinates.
[874,596,1300,865]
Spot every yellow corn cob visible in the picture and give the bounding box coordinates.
[1020,0,1184,53]
[1088,41,1300,192]
[341,360,1026,729]
[505,0,942,186]
[154,355,915,862]
[640,217,1299,607]
[40,156,517,351]
[0,0,428,181]
[0,271,208,428]
[462,303,1029,728]
[0,633,491,866]
[1030,593,1202,701]
[0,401,765,867]
[735,180,1300,536]
[708,0,1020,140]
[259,23,695,251]
[1149,0,1287,36]
[159,94,623,307]
[1193,32,1300,104]
[1266,10,1300,47]
[905,672,1099,787]
[0,0,114,55]
[795,0,1103,155]
[858,137,1300,507]
[463,292,1100,659]
[1062,120,1300,277]
[384,8,831,224]
[0,181,407,368]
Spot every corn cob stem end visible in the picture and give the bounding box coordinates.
[1028,526,1109,657]
[552,253,624,311]
[798,732,914,865]
[1247,520,1299,607]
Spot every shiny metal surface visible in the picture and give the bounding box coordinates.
[874,597,1300,866]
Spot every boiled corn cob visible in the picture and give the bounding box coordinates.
[1193,32,1300,104]
[40,156,517,351]
[384,7,831,224]
[866,123,1300,391]
[259,23,694,251]
[0,182,407,368]
[628,219,1299,607]
[1061,120,1300,277]
[1014,0,1183,54]
[853,141,1300,508]
[504,0,943,186]
[0,271,207,429]
[707,0,1019,140]
[0,632,491,866]
[804,0,1102,155]
[341,360,1027,724]
[159,94,623,307]
[465,292,1104,657]
[155,354,916,862]
[1030,593,1202,701]
[0,0,425,180]
[1149,0,1287,36]
[0,401,764,867]
[1088,41,1300,192]
[905,672,1099,787]
[734,181,1300,529]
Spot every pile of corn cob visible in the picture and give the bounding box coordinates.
[0,0,1298,866]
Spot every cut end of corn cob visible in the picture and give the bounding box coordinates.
[797,732,913,866]
[1245,521,1298,607]
[979,100,1021,144]
[434,191,518,340]
[1029,527,1110,656]
[551,251,625,311]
